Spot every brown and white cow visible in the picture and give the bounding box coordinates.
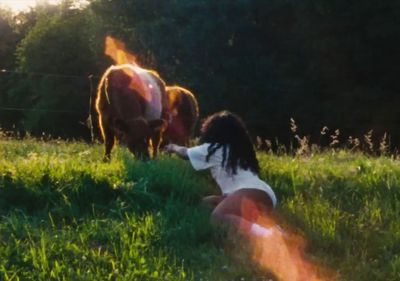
[96,64,168,160]
[163,86,199,146]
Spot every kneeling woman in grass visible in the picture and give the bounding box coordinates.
[165,110,277,238]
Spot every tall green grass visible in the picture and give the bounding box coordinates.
[1,137,400,280]
[259,152,400,281]
[0,138,261,280]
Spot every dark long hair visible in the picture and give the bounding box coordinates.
[199,111,260,174]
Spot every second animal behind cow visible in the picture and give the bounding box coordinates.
[163,86,199,146]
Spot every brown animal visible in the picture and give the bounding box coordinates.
[96,64,168,160]
[163,86,199,146]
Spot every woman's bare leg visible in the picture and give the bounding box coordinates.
[210,189,273,235]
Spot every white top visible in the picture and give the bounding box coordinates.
[187,143,277,207]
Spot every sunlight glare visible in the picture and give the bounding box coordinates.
[0,0,88,13]
[245,214,337,281]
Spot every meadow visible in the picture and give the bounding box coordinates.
[0,136,400,281]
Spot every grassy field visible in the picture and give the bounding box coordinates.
[0,137,399,280]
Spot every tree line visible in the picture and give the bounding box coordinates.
[0,0,399,149]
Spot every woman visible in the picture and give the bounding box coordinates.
[165,110,277,237]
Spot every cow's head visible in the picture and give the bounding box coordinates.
[114,117,167,159]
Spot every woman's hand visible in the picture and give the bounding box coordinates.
[164,144,189,159]
[164,144,179,154]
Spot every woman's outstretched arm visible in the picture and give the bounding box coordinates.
[164,144,189,160]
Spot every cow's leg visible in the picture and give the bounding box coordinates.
[99,117,115,161]
[148,119,167,158]
[151,132,162,158]
[104,129,115,161]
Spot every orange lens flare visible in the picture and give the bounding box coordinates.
[234,197,335,280]
[104,36,157,102]
[105,36,138,66]
[248,216,335,281]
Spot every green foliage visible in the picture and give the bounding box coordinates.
[88,0,400,146]
[2,0,400,145]
[0,8,22,131]
[0,7,19,69]
[11,7,100,137]
[16,9,97,74]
